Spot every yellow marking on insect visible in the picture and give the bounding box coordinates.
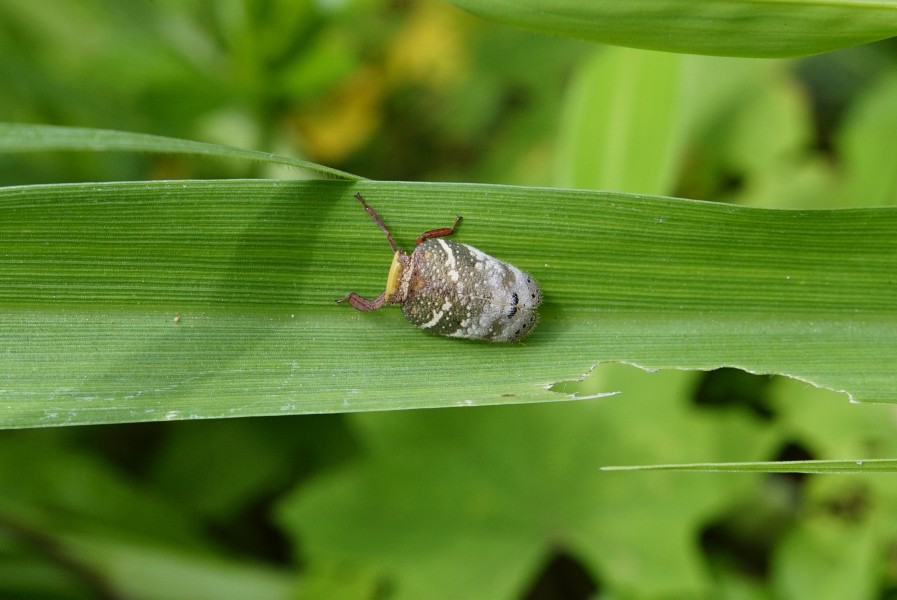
[385,251,403,297]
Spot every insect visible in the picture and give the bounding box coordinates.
[337,193,541,342]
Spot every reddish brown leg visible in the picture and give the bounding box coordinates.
[416,215,462,246]
[355,193,398,253]
[336,291,387,312]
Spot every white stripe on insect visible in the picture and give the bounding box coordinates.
[438,239,456,268]
[420,310,445,329]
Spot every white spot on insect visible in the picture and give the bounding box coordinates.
[449,269,459,282]
[421,310,445,328]
[441,301,452,311]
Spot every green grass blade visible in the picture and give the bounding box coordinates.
[0,179,894,427]
[0,123,362,181]
[446,0,897,58]
[601,459,897,473]
[555,47,687,194]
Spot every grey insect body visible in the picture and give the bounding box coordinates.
[337,194,541,342]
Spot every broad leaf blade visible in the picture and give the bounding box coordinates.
[0,179,894,427]
[446,0,897,58]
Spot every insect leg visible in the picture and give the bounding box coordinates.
[416,215,462,246]
[336,291,388,312]
[355,193,398,253]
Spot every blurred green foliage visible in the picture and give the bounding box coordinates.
[2,0,897,598]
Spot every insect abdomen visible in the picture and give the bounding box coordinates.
[401,239,541,342]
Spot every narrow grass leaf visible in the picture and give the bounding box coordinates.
[447,0,897,58]
[601,459,897,474]
[0,123,362,181]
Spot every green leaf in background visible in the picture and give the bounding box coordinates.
[0,430,295,600]
[838,71,897,207]
[554,47,687,195]
[0,175,895,427]
[277,366,776,599]
[44,534,294,600]
[773,517,879,600]
[766,378,897,600]
[446,0,897,58]
[148,415,356,522]
[0,123,361,181]
[606,372,897,472]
